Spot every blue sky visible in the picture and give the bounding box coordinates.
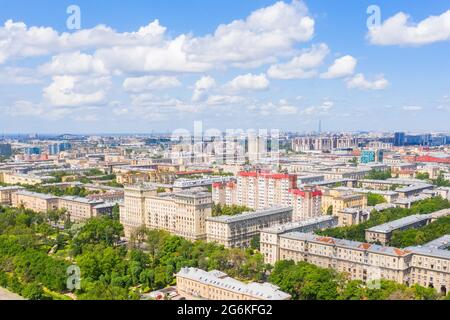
[0,0,449,134]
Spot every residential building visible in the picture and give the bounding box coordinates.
[176,268,291,300]
[288,187,323,221]
[206,207,292,248]
[260,216,338,264]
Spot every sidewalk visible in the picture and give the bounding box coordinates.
[0,287,24,300]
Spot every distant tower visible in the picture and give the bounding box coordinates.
[318,120,322,134]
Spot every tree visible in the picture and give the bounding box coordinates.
[367,193,386,206]
[326,206,333,215]
[250,235,260,250]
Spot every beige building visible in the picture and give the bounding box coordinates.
[12,190,59,213]
[58,196,105,222]
[0,186,25,205]
[176,268,291,300]
[263,232,450,295]
[0,172,52,185]
[120,185,158,237]
[321,189,367,215]
[206,207,293,248]
[146,190,212,241]
[120,185,212,240]
[260,216,338,264]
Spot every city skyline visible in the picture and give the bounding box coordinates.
[0,0,449,133]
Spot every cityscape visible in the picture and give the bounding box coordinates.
[0,0,449,308]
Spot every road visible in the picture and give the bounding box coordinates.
[0,287,24,300]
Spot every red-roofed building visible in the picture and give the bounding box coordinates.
[288,187,323,221]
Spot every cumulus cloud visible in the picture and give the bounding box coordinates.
[0,1,314,73]
[321,55,357,79]
[346,73,389,90]
[192,76,217,102]
[367,10,450,46]
[39,51,109,75]
[267,43,329,79]
[224,73,270,93]
[123,76,181,93]
[43,75,110,107]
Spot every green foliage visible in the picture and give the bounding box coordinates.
[317,197,450,242]
[212,203,254,217]
[389,216,450,247]
[365,170,392,180]
[71,217,124,254]
[367,193,387,206]
[415,172,430,181]
[433,173,450,187]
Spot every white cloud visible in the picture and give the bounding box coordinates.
[0,1,315,73]
[321,55,357,79]
[403,105,422,111]
[267,43,329,79]
[192,76,217,102]
[206,95,245,106]
[0,67,43,84]
[300,99,334,115]
[39,51,108,75]
[43,75,110,107]
[224,73,269,93]
[367,10,450,46]
[346,73,389,90]
[186,0,314,67]
[123,76,181,93]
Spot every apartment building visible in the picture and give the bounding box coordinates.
[407,236,450,294]
[11,190,59,212]
[176,268,291,300]
[120,185,157,237]
[260,216,338,264]
[120,185,212,240]
[236,172,297,210]
[321,189,368,215]
[276,232,412,284]
[0,186,25,205]
[288,187,323,221]
[266,231,450,294]
[0,172,53,185]
[146,190,212,241]
[58,196,105,222]
[206,207,293,248]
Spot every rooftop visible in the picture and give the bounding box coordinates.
[206,207,292,224]
[177,267,291,300]
[366,214,431,234]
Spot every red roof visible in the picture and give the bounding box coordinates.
[289,188,322,197]
[415,155,450,164]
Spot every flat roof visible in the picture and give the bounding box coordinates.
[366,214,431,234]
[206,207,292,224]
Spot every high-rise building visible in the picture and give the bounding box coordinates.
[0,143,12,157]
[24,146,41,155]
[288,187,323,221]
[394,132,405,146]
[236,172,297,210]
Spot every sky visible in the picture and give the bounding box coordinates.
[0,0,449,134]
